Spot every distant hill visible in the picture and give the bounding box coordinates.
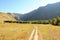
[0,12,16,23]
[11,13,23,20]
[20,2,60,21]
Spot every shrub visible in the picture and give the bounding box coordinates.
[50,16,60,26]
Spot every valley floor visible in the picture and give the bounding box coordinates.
[0,23,60,40]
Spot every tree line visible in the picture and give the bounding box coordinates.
[4,16,60,26]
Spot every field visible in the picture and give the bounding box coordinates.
[0,23,60,40]
[0,23,34,40]
[38,24,60,40]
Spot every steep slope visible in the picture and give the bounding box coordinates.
[20,2,60,21]
[0,12,16,23]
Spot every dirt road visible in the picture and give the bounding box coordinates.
[29,26,43,40]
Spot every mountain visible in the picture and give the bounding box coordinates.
[20,2,60,21]
[0,12,16,23]
[11,13,23,20]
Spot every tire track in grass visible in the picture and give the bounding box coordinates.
[29,28,35,40]
[29,25,43,40]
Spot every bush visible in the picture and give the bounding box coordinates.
[50,16,60,26]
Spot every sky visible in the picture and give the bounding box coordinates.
[0,0,60,14]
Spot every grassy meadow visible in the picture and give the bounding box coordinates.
[0,23,60,40]
[38,24,60,40]
[0,23,34,40]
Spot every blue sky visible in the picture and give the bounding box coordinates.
[0,0,60,14]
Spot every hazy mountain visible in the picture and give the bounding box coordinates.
[20,2,60,21]
[11,13,23,20]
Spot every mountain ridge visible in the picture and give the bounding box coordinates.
[20,2,60,21]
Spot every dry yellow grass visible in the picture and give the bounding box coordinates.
[0,12,16,20]
[38,24,60,40]
[0,23,34,40]
[0,23,60,40]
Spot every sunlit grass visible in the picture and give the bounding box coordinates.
[0,23,34,40]
[0,23,60,40]
[38,24,60,40]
